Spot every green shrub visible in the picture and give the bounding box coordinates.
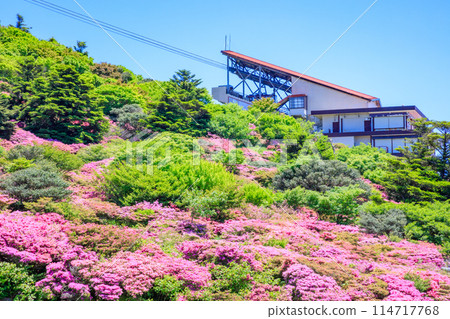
[336,143,391,177]
[359,209,407,237]
[360,201,450,246]
[182,189,232,219]
[273,159,363,192]
[0,262,41,301]
[210,262,253,294]
[7,144,44,161]
[4,157,35,173]
[146,276,184,301]
[101,163,183,206]
[285,186,365,224]
[77,144,111,163]
[7,144,83,171]
[207,103,252,140]
[0,166,71,202]
[102,159,240,209]
[264,238,289,248]
[404,273,431,293]
[240,182,275,207]
[41,145,83,171]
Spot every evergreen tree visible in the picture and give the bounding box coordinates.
[18,64,108,143]
[146,70,211,136]
[74,41,88,55]
[15,14,31,33]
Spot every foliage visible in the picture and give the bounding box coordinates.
[210,262,253,294]
[284,185,365,224]
[0,104,15,139]
[18,64,108,143]
[359,209,407,237]
[380,157,450,202]
[404,273,431,293]
[336,143,391,179]
[147,276,184,301]
[94,84,144,114]
[239,182,275,207]
[273,159,364,192]
[207,103,252,140]
[145,70,211,136]
[0,166,71,202]
[0,262,41,301]
[77,144,111,163]
[360,201,450,247]
[110,104,147,133]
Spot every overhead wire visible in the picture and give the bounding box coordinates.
[24,0,227,69]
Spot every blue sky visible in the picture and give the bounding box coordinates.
[1,0,449,120]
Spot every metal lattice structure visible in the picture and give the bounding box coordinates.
[223,51,292,103]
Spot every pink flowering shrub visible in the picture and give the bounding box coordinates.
[0,128,86,153]
[66,223,144,257]
[283,264,351,301]
[78,247,211,300]
[378,274,429,301]
[0,212,72,266]
[178,240,262,271]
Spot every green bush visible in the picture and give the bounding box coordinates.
[7,144,44,161]
[359,209,407,237]
[101,163,183,206]
[182,189,232,219]
[0,262,41,301]
[3,157,35,173]
[360,201,450,246]
[240,182,275,207]
[336,143,391,177]
[284,185,365,224]
[273,159,364,192]
[404,273,431,293]
[41,145,83,171]
[7,144,83,171]
[146,276,184,301]
[102,158,240,209]
[77,144,111,163]
[0,166,71,202]
[210,262,253,294]
[207,103,252,140]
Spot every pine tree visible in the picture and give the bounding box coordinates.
[18,64,108,143]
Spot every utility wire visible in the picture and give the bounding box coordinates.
[25,0,226,69]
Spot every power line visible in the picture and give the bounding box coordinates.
[24,0,226,69]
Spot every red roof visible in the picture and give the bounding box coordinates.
[222,50,378,101]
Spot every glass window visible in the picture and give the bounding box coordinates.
[290,96,305,109]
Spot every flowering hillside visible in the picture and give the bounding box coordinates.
[1,24,449,302]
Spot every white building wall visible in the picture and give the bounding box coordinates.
[291,77,376,114]
[330,136,354,147]
[322,115,337,134]
[354,136,370,146]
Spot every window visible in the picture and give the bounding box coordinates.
[290,96,306,109]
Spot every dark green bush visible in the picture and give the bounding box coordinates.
[0,166,71,202]
[273,159,363,192]
[359,209,407,237]
[146,276,184,301]
[210,262,253,294]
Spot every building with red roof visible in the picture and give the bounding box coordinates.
[212,51,425,154]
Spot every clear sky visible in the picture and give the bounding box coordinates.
[1,0,449,120]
